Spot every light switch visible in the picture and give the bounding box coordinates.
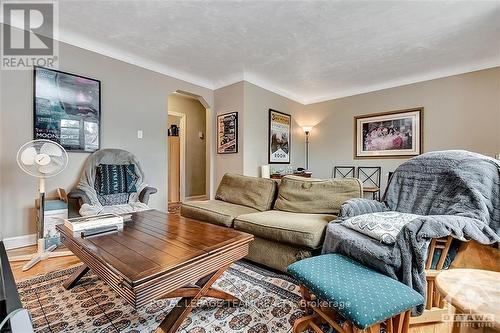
[137,130,143,139]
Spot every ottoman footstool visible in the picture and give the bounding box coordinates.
[287,254,424,333]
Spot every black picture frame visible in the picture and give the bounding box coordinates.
[268,109,291,164]
[217,112,238,154]
[33,66,101,153]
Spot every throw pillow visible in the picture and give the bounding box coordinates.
[97,193,130,206]
[342,211,422,244]
[95,164,138,195]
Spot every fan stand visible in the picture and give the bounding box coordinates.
[9,178,73,271]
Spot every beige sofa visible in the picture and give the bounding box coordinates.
[181,173,362,271]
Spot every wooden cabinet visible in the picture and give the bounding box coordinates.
[168,136,180,203]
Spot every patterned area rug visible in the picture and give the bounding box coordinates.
[17,261,310,333]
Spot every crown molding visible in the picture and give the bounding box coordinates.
[57,29,215,90]
[212,60,500,105]
[243,72,306,104]
[301,60,500,105]
[6,24,498,105]
[213,72,306,104]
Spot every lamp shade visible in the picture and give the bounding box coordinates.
[302,126,313,133]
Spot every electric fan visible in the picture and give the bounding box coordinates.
[12,139,72,271]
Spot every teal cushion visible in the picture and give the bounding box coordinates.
[95,164,138,195]
[287,254,424,329]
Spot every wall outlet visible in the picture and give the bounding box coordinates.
[137,130,143,139]
[495,154,500,160]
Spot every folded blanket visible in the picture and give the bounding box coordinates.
[323,150,500,315]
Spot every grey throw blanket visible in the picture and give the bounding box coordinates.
[322,150,500,315]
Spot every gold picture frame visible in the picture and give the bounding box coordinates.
[354,107,423,159]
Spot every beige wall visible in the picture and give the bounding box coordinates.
[214,82,245,186]
[0,32,213,240]
[242,82,305,176]
[302,67,500,191]
[168,94,207,197]
[213,81,307,186]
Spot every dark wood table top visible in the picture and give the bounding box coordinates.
[57,210,253,287]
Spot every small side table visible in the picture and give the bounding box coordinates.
[436,269,500,332]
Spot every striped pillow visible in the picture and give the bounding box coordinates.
[95,164,138,195]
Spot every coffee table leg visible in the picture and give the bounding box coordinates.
[63,265,90,290]
[156,265,238,333]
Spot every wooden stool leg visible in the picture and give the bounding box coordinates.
[293,314,316,333]
[386,317,394,333]
[401,311,411,333]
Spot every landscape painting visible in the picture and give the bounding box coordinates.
[355,108,423,158]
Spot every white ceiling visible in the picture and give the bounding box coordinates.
[55,1,500,104]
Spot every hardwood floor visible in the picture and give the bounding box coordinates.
[7,245,81,281]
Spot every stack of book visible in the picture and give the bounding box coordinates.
[64,214,124,232]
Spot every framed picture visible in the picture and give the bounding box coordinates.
[354,107,423,159]
[268,109,291,164]
[33,66,101,152]
[217,112,238,154]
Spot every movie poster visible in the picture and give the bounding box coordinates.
[268,109,291,164]
[34,66,101,152]
[217,112,238,154]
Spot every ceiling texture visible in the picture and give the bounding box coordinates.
[54,1,500,104]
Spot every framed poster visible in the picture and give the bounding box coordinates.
[268,109,291,164]
[33,66,101,152]
[354,107,423,159]
[217,112,238,154]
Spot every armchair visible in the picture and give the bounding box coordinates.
[69,149,157,216]
[322,150,499,320]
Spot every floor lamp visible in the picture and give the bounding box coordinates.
[302,126,313,170]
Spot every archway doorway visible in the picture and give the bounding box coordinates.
[167,91,209,208]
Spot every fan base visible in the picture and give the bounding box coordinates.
[8,239,73,271]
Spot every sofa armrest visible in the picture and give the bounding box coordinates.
[338,198,388,220]
[139,186,157,204]
[67,189,91,205]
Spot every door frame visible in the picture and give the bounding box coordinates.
[168,111,186,202]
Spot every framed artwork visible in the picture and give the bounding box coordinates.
[217,112,238,154]
[33,66,101,152]
[268,109,291,164]
[354,107,423,159]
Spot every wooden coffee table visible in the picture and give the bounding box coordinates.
[56,210,253,333]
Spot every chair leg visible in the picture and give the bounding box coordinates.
[293,314,316,333]
[426,280,434,310]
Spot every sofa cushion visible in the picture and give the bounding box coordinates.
[274,176,362,214]
[181,200,259,228]
[234,210,335,249]
[215,173,278,211]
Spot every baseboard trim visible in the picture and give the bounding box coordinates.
[2,234,37,250]
[185,195,207,201]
